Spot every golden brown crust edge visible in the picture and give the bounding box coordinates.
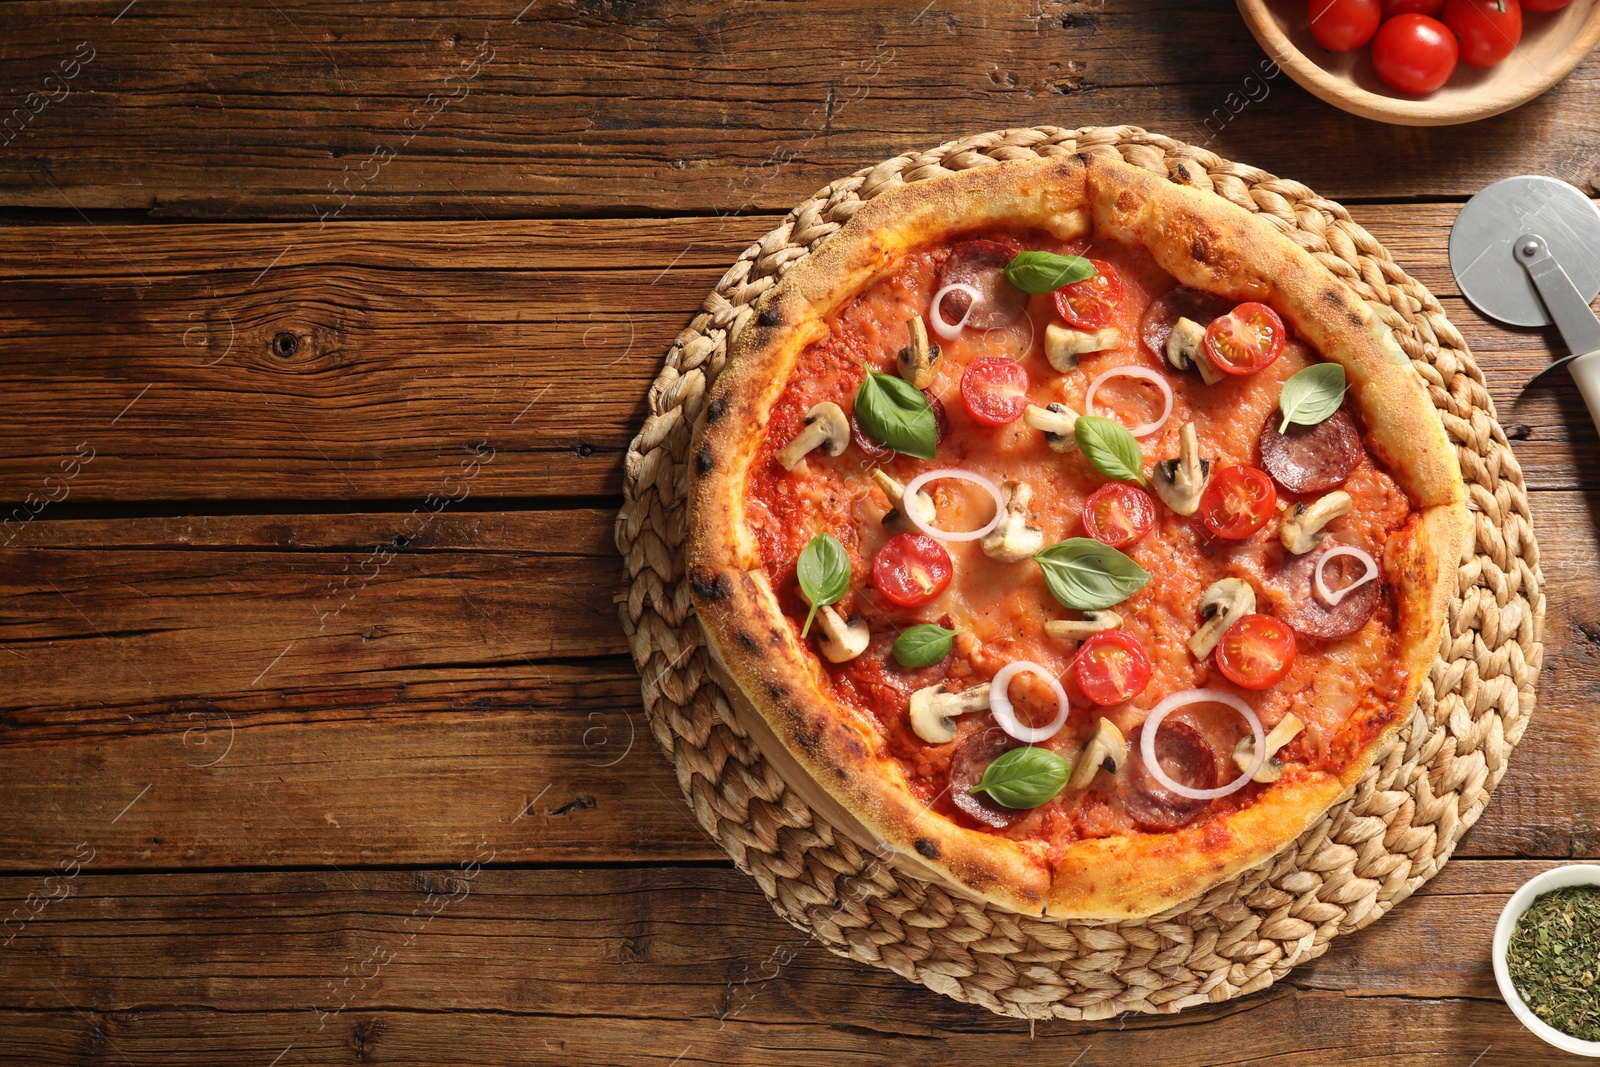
[687,153,1469,920]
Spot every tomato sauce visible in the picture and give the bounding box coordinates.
[743,231,1416,846]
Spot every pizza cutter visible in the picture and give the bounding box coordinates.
[1450,174,1600,439]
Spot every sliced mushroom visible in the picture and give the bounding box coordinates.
[1068,717,1128,789]
[1044,610,1122,644]
[1045,323,1121,373]
[980,479,1045,563]
[895,316,942,390]
[1280,490,1354,554]
[814,605,869,663]
[909,682,991,744]
[1232,713,1305,783]
[776,401,849,472]
[870,468,935,534]
[1167,317,1224,385]
[1023,402,1080,453]
[1187,577,1256,659]
[1151,422,1212,516]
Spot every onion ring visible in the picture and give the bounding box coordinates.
[1139,688,1265,800]
[1084,365,1175,438]
[1314,545,1380,607]
[988,661,1071,744]
[901,468,1006,543]
[929,282,983,340]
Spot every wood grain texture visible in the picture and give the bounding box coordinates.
[0,209,1593,501]
[0,492,1593,870]
[0,0,1597,217]
[0,860,1561,1065]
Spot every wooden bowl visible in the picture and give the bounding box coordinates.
[1236,0,1600,125]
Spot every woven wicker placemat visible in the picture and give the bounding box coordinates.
[614,125,1544,1019]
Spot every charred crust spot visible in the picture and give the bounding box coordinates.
[736,631,759,653]
[688,568,732,603]
[914,838,939,859]
[757,305,782,329]
[765,682,788,702]
[1190,237,1212,264]
[833,766,848,780]
[705,397,729,424]
[694,444,714,476]
[1172,162,1192,185]
[793,718,820,755]
[768,628,784,646]
[1074,151,1092,166]
[1347,309,1364,328]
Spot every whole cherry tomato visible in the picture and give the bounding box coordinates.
[1371,14,1459,94]
[1443,0,1523,67]
[1074,630,1152,706]
[1204,302,1286,375]
[1198,465,1277,540]
[872,533,953,608]
[1215,614,1298,690]
[1383,0,1445,14]
[1082,483,1157,548]
[959,357,1031,426]
[1308,0,1383,51]
[1051,259,1124,330]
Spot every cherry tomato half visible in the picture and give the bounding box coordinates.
[1371,14,1459,94]
[872,533,952,608]
[1082,483,1157,549]
[1215,614,1298,690]
[1051,259,1124,330]
[1383,0,1444,15]
[1308,0,1382,51]
[1520,0,1571,10]
[960,357,1031,426]
[1443,0,1522,67]
[1203,302,1286,375]
[1198,465,1277,540]
[1074,630,1152,706]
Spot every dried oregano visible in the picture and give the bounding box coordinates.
[1506,886,1600,1041]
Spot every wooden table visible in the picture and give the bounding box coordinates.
[2,3,1598,1063]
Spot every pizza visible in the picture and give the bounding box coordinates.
[685,154,1468,919]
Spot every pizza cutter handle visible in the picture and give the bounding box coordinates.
[1569,350,1600,439]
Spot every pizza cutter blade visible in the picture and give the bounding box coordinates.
[1449,174,1600,438]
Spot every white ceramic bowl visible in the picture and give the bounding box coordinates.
[1493,864,1600,1057]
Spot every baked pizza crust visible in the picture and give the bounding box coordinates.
[686,154,1469,919]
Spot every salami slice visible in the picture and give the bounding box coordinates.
[1263,542,1383,640]
[1118,720,1217,833]
[1257,407,1362,494]
[1141,286,1232,363]
[935,238,1028,331]
[949,727,1028,829]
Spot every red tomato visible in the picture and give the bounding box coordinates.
[1082,483,1157,549]
[1520,0,1570,10]
[1215,614,1298,690]
[1371,14,1459,93]
[1074,631,1152,706]
[1203,302,1286,375]
[959,357,1030,426]
[871,533,952,608]
[1383,0,1445,13]
[1308,0,1382,50]
[1198,465,1277,540]
[1051,259,1124,330]
[1443,0,1522,66]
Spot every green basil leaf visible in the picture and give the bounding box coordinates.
[1074,415,1147,487]
[1003,250,1097,295]
[891,624,963,669]
[1277,362,1346,433]
[968,746,1072,809]
[796,532,851,637]
[854,371,937,460]
[1034,537,1152,610]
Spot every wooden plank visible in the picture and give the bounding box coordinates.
[0,491,1591,869]
[0,210,1592,501]
[0,1,1596,217]
[0,860,1561,1065]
